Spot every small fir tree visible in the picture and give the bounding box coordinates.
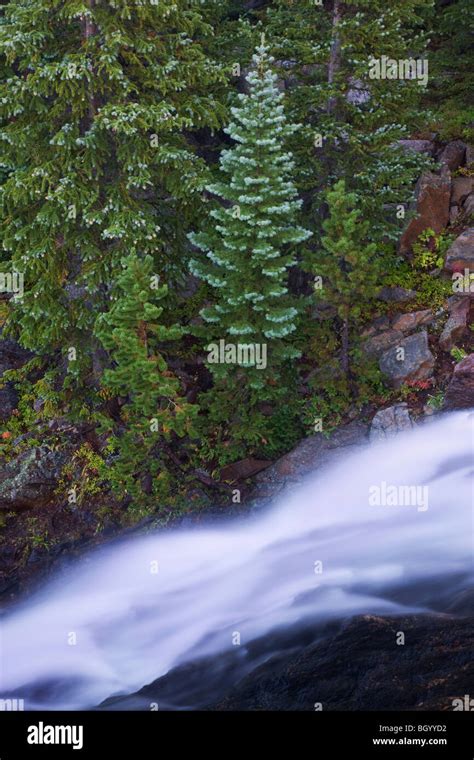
[94,253,197,505]
[316,179,380,378]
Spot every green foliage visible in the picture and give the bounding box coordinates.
[265,0,433,245]
[188,44,310,454]
[424,0,474,141]
[427,389,444,410]
[412,228,453,271]
[57,443,107,505]
[450,346,467,363]
[0,0,227,407]
[94,253,198,505]
[312,179,381,375]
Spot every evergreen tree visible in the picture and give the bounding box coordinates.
[426,0,474,140]
[0,0,227,414]
[95,253,197,505]
[188,43,311,457]
[264,0,433,243]
[315,179,379,378]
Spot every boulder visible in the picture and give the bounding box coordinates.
[362,329,403,359]
[220,458,271,483]
[0,447,68,510]
[0,335,32,376]
[360,316,390,339]
[369,403,413,442]
[438,140,466,172]
[462,194,474,218]
[451,176,473,205]
[444,228,474,272]
[377,286,417,303]
[248,421,369,505]
[439,298,470,351]
[0,384,18,423]
[449,206,459,225]
[466,144,474,168]
[391,309,433,333]
[379,331,435,388]
[400,171,451,254]
[397,139,434,156]
[443,353,474,410]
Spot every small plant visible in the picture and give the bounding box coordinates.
[412,228,453,271]
[58,443,108,505]
[450,346,467,363]
[427,390,445,410]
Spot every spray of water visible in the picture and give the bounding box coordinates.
[1,411,472,709]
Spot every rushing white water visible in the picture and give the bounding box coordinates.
[1,411,473,709]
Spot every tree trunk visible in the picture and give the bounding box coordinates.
[341,308,350,377]
[327,0,342,116]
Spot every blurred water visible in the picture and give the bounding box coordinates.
[0,411,472,709]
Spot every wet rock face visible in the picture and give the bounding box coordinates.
[443,353,474,410]
[379,331,435,388]
[210,614,474,711]
[369,403,413,442]
[0,447,68,510]
[99,613,474,711]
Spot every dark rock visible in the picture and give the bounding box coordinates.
[99,613,474,711]
[438,140,466,172]
[360,316,390,338]
[377,286,417,303]
[399,170,451,255]
[439,298,470,351]
[0,384,18,422]
[444,228,474,272]
[391,309,433,333]
[362,329,403,359]
[369,404,413,442]
[463,194,474,218]
[379,331,435,388]
[0,446,68,510]
[248,421,369,504]
[466,145,474,168]
[443,353,474,410]
[397,139,434,156]
[0,335,32,376]
[220,458,271,483]
[451,176,473,205]
[211,614,474,711]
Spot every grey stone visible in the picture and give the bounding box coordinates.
[369,403,413,442]
[444,228,474,272]
[379,331,435,387]
[451,177,473,205]
[462,194,474,218]
[443,354,474,410]
[0,447,68,510]
[362,330,404,358]
[397,139,434,156]
[439,298,470,351]
[391,309,433,333]
[0,384,18,422]
[438,140,466,172]
[377,286,417,303]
